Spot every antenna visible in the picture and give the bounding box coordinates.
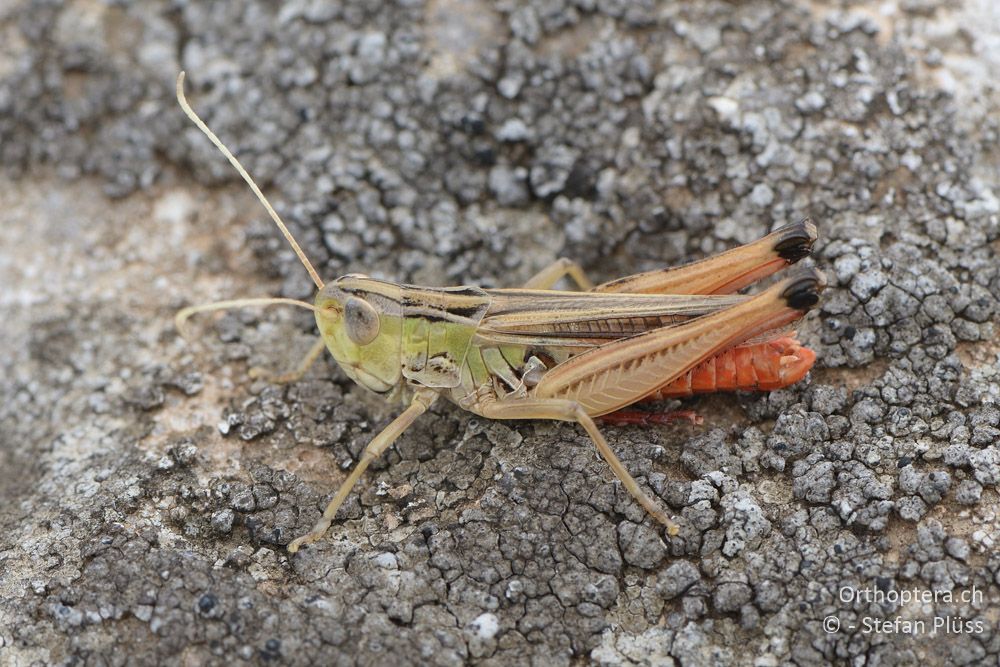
[174,297,322,341]
[175,72,325,290]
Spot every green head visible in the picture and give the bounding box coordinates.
[314,275,403,394]
[175,74,405,396]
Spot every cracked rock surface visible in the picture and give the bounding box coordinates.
[4,1,1000,664]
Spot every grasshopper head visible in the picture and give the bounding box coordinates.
[314,275,403,394]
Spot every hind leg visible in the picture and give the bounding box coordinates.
[593,219,817,295]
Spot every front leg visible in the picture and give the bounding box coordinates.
[288,388,440,553]
[175,297,326,383]
[250,337,327,384]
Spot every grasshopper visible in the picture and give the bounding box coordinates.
[173,73,825,553]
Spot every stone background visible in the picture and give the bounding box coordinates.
[3,0,1000,664]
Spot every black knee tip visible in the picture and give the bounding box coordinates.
[773,218,818,263]
[782,268,827,310]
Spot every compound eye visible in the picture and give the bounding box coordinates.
[344,297,380,345]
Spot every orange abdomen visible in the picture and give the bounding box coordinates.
[647,336,816,400]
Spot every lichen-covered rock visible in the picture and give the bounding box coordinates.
[4,0,1000,665]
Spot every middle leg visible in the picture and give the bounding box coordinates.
[521,257,595,290]
[478,397,679,534]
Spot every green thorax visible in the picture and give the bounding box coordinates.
[314,276,494,395]
[398,285,492,387]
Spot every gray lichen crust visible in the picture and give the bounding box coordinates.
[3,1,1000,665]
